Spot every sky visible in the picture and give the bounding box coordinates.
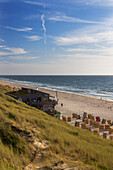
[0,0,113,75]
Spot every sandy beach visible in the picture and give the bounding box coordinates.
[0,80,113,121]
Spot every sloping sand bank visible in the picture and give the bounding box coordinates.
[0,80,113,120]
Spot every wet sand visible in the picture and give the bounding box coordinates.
[0,80,113,120]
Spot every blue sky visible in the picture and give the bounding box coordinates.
[0,0,113,75]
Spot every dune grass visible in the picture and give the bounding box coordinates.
[0,84,113,169]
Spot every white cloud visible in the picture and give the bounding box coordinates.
[41,14,46,44]
[65,48,96,52]
[24,1,47,7]
[9,56,39,60]
[5,26,32,32]
[57,53,102,59]
[95,31,113,43]
[1,53,113,75]
[26,56,39,59]
[0,39,4,42]
[4,47,28,55]
[62,46,113,57]
[0,45,6,48]
[48,14,100,24]
[86,0,113,6]
[23,0,113,8]
[0,52,11,56]
[54,36,98,46]
[52,16,113,46]
[64,47,107,53]
[50,15,113,66]
[25,35,42,41]
[74,0,113,6]
[0,47,28,56]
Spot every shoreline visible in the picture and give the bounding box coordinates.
[0,79,113,103]
[41,86,113,103]
[0,80,113,120]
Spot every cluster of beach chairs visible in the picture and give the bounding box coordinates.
[57,112,113,141]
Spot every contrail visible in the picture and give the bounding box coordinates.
[41,14,46,44]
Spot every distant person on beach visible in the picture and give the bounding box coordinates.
[33,98,37,102]
[18,97,22,102]
[55,91,58,101]
[56,91,58,98]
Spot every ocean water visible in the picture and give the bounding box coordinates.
[0,75,113,101]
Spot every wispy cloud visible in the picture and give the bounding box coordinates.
[48,14,100,24]
[57,53,101,59]
[54,36,98,46]
[0,47,28,56]
[24,1,47,7]
[71,0,113,7]
[52,16,113,46]
[0,45,6,48]
[50,15,113,65]
[24,35,42,41]
[85,0,113,6]
[64,46,113,56]
[0,38,4,42]
[9,56,39,60]
[41,14,46,44]
[5,26,32,32]
[65,48,99,52]
[4,47,28,54]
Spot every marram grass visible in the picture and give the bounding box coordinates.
[0,84,113,169]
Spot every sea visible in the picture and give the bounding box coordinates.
[0,75,113,101]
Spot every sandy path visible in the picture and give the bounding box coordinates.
[0,80,113,120]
